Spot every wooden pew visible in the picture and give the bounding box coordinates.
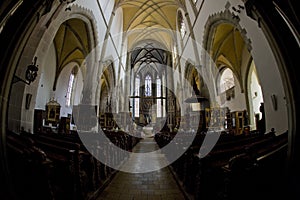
[28,132,100,199]
[14,129,141,199]
[6,131,53,200]
[159,130,288,200]
[33,130,138,199]
[33,140,84,200]
[223,132,288,200]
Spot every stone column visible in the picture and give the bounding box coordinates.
[74,51,98,132]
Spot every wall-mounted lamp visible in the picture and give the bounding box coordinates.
[13,57,39,85]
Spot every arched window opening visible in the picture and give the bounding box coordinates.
[134,75,140,117]
[173,45,177,66]
[66,67,77,107]
[220,68,235,93]
[145,75,152,96]
[178,11,186,38]
[157,76,162,118]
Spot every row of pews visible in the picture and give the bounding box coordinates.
[155,130,288,200]
[6,129,140,200]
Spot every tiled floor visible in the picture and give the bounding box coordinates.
[96,137,186,200]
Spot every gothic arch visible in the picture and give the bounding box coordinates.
[202,8,252,94]
[8,4,99,133]
[103,60,116,90]
[19,4,99,79]
[184,62,209,100]
[202,9,252,53]
[96,60,116,114]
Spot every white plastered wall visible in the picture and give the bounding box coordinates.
[183,0,288,134]
[14,3,100,133]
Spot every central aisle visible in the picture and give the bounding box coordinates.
[96,137,186,200]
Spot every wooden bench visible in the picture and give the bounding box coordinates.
[6,131,53,200]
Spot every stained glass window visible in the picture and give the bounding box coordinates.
[157,77,162,117]
[145,75,152,96]
[134,75,140,117]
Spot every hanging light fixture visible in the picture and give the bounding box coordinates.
[13,56,39,85]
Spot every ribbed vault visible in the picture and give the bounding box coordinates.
[212,23,248,70]
[53,18,91,90]
[116,0,184,49]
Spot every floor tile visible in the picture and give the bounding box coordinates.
[96,138,186,200]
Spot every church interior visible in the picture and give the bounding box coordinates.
[0,0,299,200]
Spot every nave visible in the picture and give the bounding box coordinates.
[97,137,185,200]
[1,0,299,199]
[6,127,288,200]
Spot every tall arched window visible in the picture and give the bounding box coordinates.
[134,75,140,117]
[178,11,186,38]
[173,45,177,66]
[157,76,162,117]
[145,75,152,96]
[220,68,235,93]
[66,67,77,107]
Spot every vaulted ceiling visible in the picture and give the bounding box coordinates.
[210,23,252,92]
[116,0,184,49]
[54,18,90,73]
[211,23,249,71]
[52,18,90,90]
[51,2,251,90]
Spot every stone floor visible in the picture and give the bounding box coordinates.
[96,137,186,200]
